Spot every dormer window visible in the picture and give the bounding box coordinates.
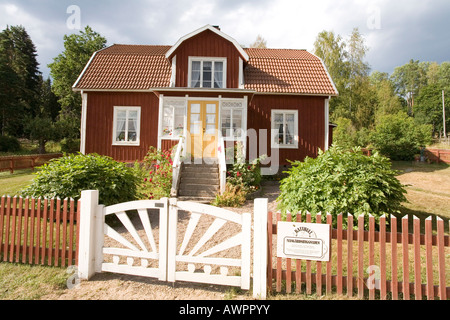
[188,57,227,88]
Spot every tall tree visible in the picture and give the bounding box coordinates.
[0,25,41,136]
[391,59,427,116]
[25,76,61,153]
[313,30,349,119]
[48,26,107,139]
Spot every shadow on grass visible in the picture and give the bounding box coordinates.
[392,161,449,175]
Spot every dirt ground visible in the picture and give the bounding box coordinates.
[42,182,281,300]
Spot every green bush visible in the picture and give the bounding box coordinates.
[370,111,432,160]
[277,146,406,227]
[22,153,139,206]
[0,136,21,153]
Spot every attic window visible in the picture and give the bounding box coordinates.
[188,57,226,89]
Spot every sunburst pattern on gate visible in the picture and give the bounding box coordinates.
[167,200,251,289]
[100,199,169,281]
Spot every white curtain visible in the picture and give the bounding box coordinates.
[115,112,127,141]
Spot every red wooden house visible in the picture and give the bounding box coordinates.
[73,25,337,198]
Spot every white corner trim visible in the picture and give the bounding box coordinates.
[157,94,164,150]
[165,24,249,61]
[239,57,244,89]
[170,55,176,87]
[324,97,330,151]
[80,91,88,154]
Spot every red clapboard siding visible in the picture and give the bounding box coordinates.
[85,92,159,162]
[247,94,326,165]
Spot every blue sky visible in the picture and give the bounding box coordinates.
[1,0,449,78]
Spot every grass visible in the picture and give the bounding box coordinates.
[393,161,450,226]
[0,169,35,196]
[0,262,68,299]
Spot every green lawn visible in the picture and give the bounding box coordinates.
[0,169,34,196]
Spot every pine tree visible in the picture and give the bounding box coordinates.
[0,25,41,136]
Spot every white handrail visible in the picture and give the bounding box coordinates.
[218,136,227,194]
[171,136,185,197]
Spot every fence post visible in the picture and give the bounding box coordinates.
[253,198,268,299]
[78,190,100,280]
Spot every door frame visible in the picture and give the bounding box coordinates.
[187,100,219,160]
[157,95,249,161]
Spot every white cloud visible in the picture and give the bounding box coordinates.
[1,0,449,77]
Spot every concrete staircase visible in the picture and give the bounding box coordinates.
[177,163,220,203]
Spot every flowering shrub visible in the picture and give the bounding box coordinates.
[227,161,262,191]
[137,146,173,200]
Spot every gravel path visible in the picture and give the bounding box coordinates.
[42,181,281,300]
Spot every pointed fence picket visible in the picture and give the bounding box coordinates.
[0,195,79,267]
[267,211,449,300]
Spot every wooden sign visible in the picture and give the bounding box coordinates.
[277,221,331,261]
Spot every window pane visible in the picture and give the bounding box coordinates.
[214,62,224,88]
[205,124,216,134]
[163,107,173,136]
[203,61,212,88]
[174,107,185,137]
[285,114,295,145]
[206,114,216,124]
[191,103,200,114]
[191,61,201,88]
[206,104,216,114]
[232,110,242,138]
[221,109,231,137]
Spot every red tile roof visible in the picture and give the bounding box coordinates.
[73,44,337,96]
[74,45,172,90]
[244,48,337,95]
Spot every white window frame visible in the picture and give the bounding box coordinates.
[271,109,299,149]
[161,102,186,140]
[112,106,141,146]
[188,57,227,89]
[220,101,245,141]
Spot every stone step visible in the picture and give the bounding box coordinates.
[180,177,219,185]
[177,196,215,204]
[179,184,219,193]
[182,166,219,174]
[178,189,218,197]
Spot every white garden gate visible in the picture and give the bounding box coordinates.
[77,190,268,298]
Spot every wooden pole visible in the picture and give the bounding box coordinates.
[443,90,446,138]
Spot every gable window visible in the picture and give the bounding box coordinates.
[271,109,298,149]
[113,106,141,146]
[189,57,226,88]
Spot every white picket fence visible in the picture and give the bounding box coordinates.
[77,190,268,299]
